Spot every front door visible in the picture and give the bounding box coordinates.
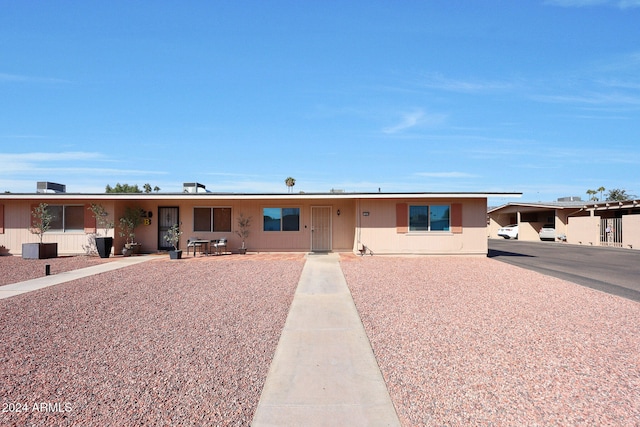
[158,207,179,251]
[311,206,332,252]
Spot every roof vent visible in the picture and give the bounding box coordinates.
[183,182,207,193]
[37,181,66,193]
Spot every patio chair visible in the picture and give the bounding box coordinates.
[213,238,227,255]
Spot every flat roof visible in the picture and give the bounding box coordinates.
[1,191,522,201]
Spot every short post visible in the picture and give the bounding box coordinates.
[45,264,51,276]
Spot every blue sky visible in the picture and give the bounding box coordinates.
[2,0,639,205]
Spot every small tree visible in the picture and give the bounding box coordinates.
[164,223,182,251]
[30,203,53,244]
[119,207,144,244]
[235,213,252,250]
[88,203,114,236]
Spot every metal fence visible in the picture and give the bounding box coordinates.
[600,218,622,247]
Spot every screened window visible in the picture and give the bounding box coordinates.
[409,205,450,232]
[263,207,300,231]
[193,207,231,232]
[48,205,84,232]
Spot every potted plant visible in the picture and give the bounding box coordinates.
[89,203,114,258]
[119,207,144,256]
[235,213,252,254]
[22,202,58,259]
[164,223,183,260]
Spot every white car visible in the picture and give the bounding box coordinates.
[539,224,556,241]
[497,224,519,239]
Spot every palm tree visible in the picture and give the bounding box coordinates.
[586,189,597,201]
[285,177,296,193]
[597,186,606,201]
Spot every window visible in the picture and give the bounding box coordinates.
[48,205,85,232]
[263,207,300,231]
[193,207,231,232]
[409,205,450,232]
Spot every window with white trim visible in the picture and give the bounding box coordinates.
[263,207,300,231]
[409,205,450,231]
[48,205,85,232]
[193,207,231,232]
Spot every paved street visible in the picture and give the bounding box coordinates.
[488,239,640,302]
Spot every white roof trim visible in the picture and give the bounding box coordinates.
[1,192,522,201]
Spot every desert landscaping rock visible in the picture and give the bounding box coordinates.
[0,254,304,426]
[340,255,640,426]
[0,255,112,287]
[2,252,639,425]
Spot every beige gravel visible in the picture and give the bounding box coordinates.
[0,255,113,287]
[340,254,640,426]
[0,254,304,426]
[3,252,639,426]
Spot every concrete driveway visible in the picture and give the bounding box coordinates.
[488,239,640,302]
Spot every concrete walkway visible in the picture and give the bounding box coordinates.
[0,256,155,300]
[252,253,401,426]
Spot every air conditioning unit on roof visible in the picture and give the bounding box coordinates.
[37,182,66,193]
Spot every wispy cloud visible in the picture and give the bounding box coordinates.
[0,152,167,178]
[545,0,640,8]
[414,172,479,178]
[419,73,516,93]
[618,0,640,8]
[0,72,70,84]
[597,79,640,90]
[382,109,447,134]
[0,152,105,162]
[545,0,609,6]
[531,91,640,106]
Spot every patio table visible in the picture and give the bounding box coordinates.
[187,239,211,256]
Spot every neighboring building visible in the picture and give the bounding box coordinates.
[488,198,640,250]
[0,189,519,256]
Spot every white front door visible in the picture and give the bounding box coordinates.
[311,206,332,252]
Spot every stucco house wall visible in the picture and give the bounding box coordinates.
[0,199,114,255]
[356,197,488,255]
[566,216,600,246]
[1,192,513,256]
[623,215,640,250]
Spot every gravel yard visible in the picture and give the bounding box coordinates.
[0,254,304,426]
[340,255,640,426]
[0,255,115,287]
[3,253,639,426]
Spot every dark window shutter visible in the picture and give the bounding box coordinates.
[85,204,96,233]
[451,203,462,233]
[396,203,408,233]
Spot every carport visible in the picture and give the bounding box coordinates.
[488,201,584,242]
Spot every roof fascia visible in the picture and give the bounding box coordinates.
[489,202,570,212]
[0,192,522,201]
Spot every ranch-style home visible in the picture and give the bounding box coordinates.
[0,183,520,256]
